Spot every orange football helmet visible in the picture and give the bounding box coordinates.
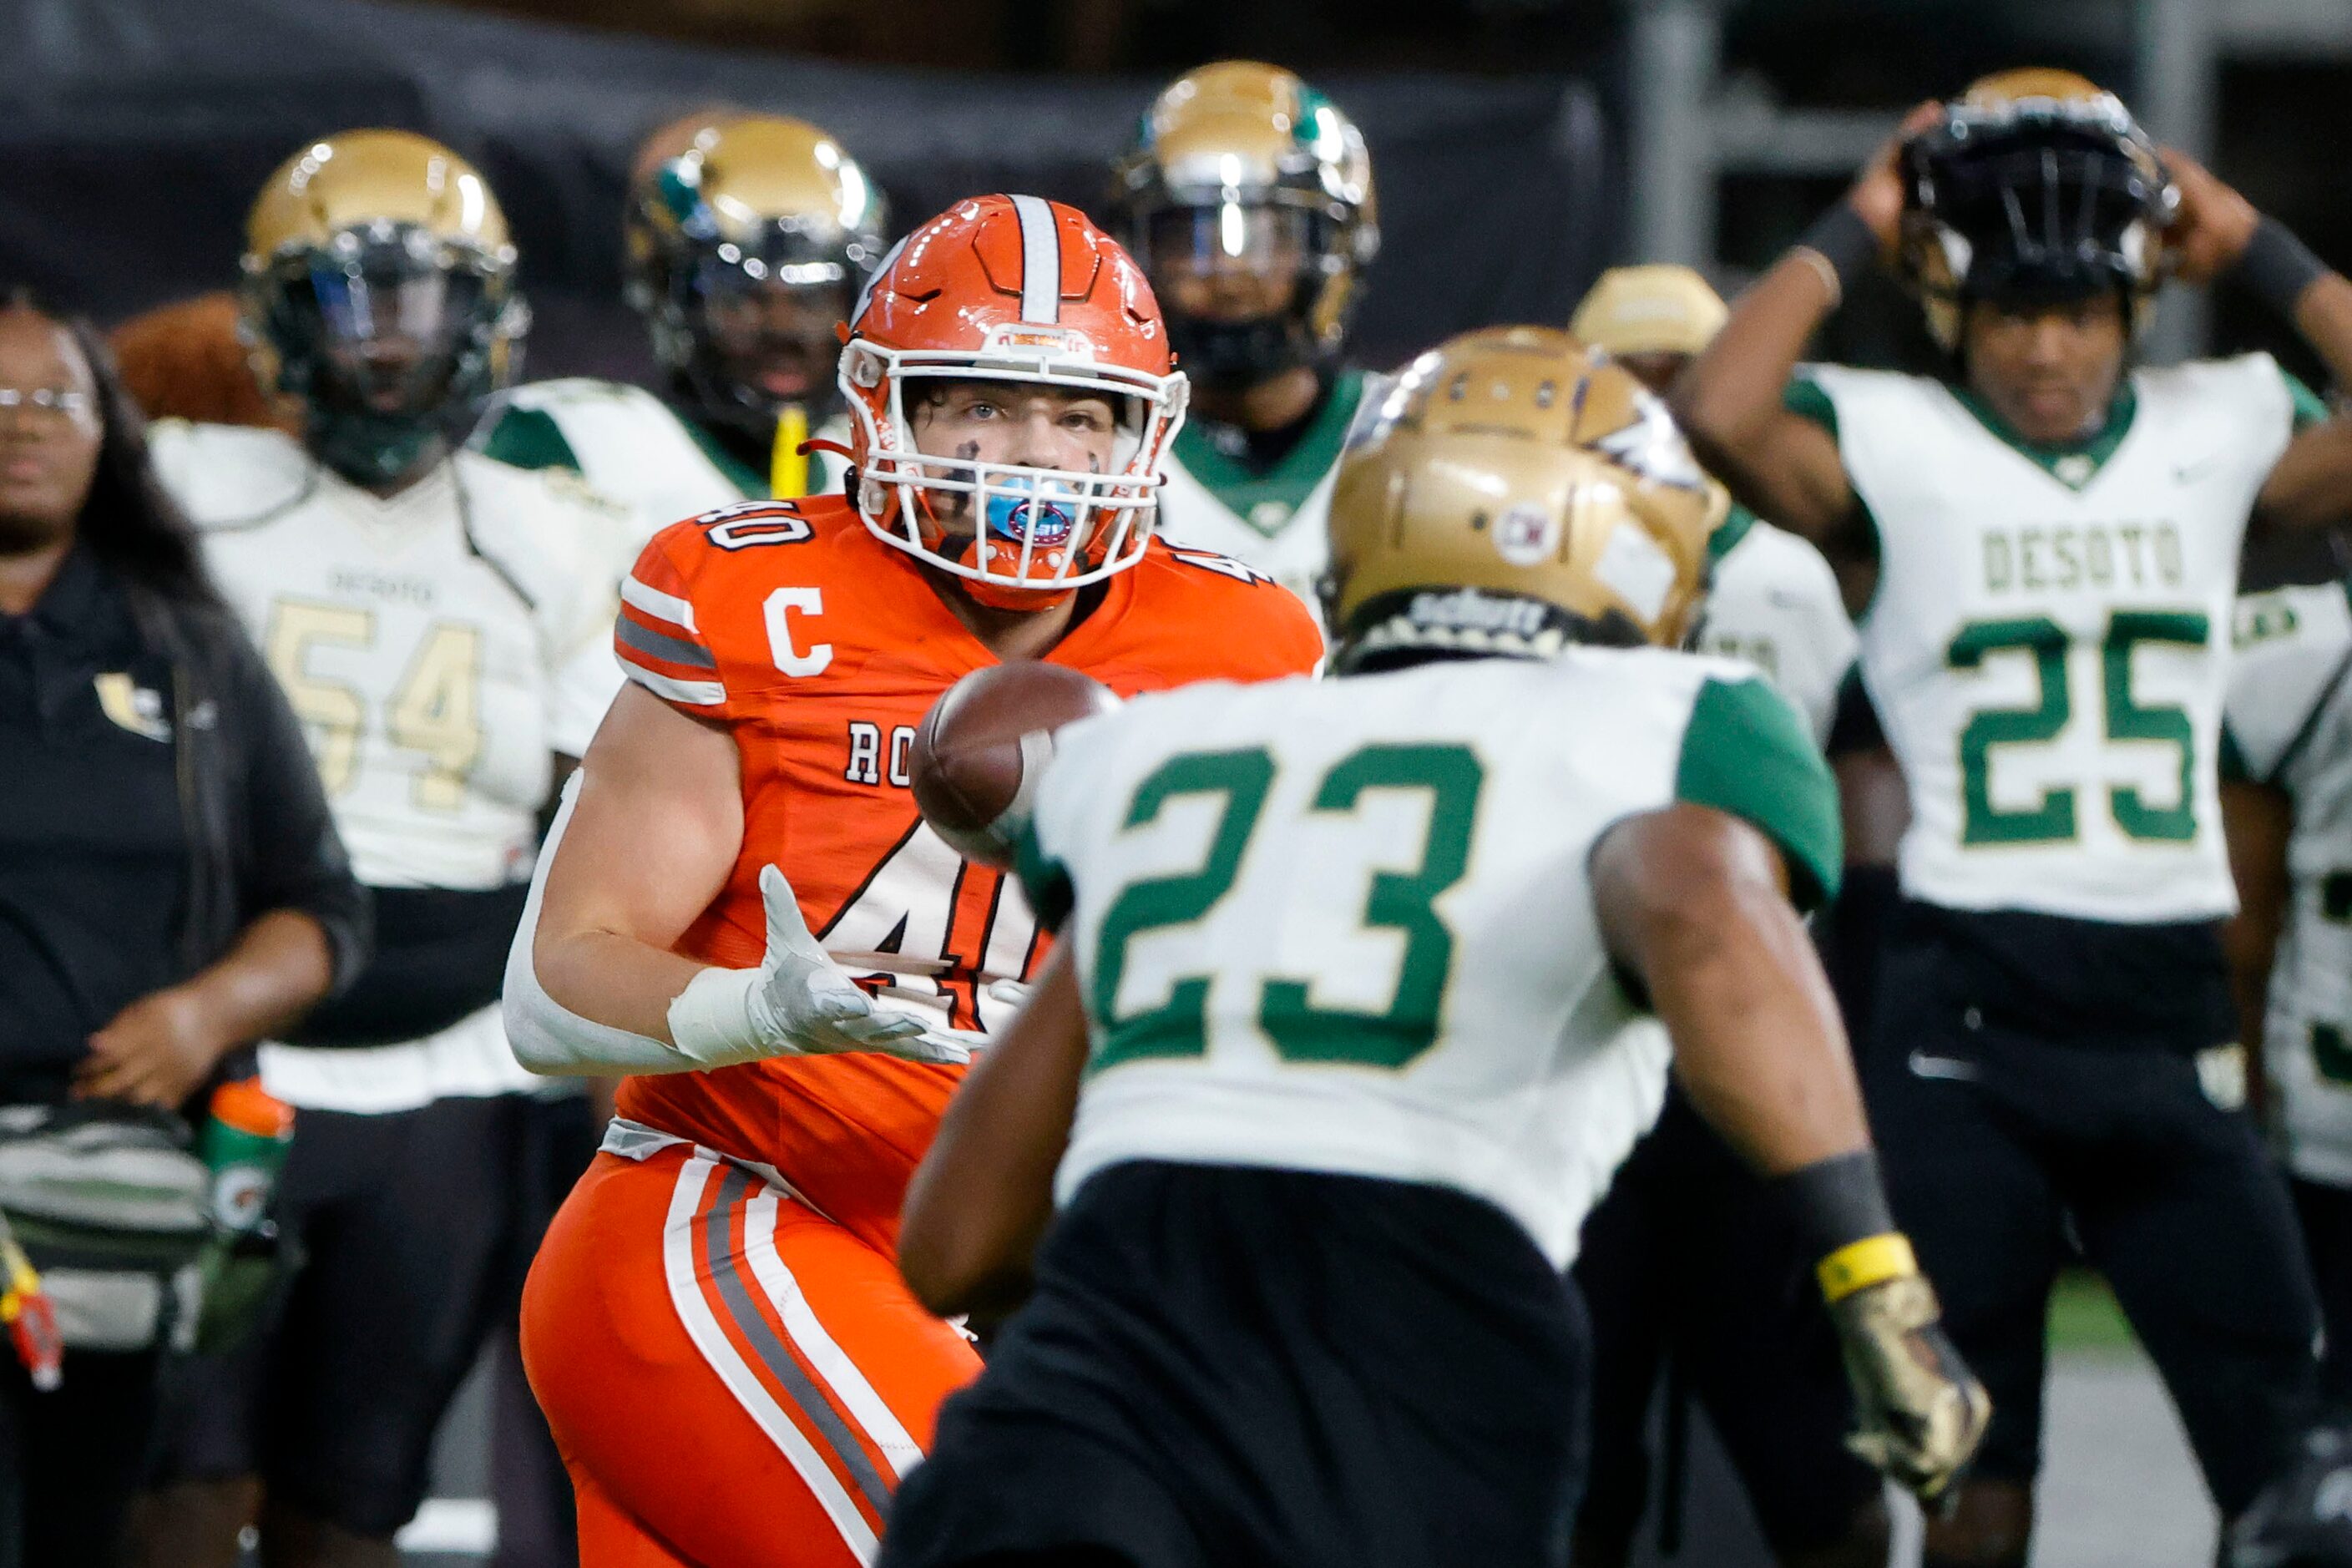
[839,195,1189,603]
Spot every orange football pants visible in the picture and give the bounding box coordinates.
[521,1141,981,1567]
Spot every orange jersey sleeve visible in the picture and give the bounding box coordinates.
[615,501,827,721]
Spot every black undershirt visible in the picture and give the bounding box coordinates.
[0,549,188,1104]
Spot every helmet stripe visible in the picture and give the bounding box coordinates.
[849,235,908,331]
[1009,195,1062,323]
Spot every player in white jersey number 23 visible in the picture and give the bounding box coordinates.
[878,328,1986,1568]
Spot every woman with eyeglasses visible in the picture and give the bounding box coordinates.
[0,290,367,1565]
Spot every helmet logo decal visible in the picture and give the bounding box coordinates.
[1493,503,1560,568]
[1009,195,1064,324]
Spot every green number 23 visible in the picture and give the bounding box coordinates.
[1950,611,2209,846]
[1089,743,1484,1073]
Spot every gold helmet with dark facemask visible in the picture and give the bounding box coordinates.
[242,129,528,488]
[1110,61,1378,392]
[1899,69,2176,352]
[624,114,890,447]
[1325,326,1713,674]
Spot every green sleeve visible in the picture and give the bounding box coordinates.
[476,405,583,473]
[1675,675,1844,909]
[1707,502,1758,566]
[1014,819,1075,935]
[2282,369,2332,432]
[1781,376,1839,437]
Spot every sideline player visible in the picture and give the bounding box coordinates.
[478,114,888,537]
[140,131,625,1568]
[1109,61,1379,620]
[503,195,1323,1567]
[881,327,1985,1568]
[2223,578,2352,1406]
[1566,265,1880,1566]
[1671,69,2352,1560]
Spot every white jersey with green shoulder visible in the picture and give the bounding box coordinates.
[1152,368,1383,634]
[476,377,851,550]
[1014,650,1841,1268]
[1700,506,1856,750]
[1799,354,2313,922]
[2226,581,2352,1185]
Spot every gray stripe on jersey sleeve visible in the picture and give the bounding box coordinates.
[616,615,717,669]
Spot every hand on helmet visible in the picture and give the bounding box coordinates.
[1847,100,1949,250]
[2162,147,2261,286]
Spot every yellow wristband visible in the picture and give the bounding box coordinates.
[1818,1232,1918,1302]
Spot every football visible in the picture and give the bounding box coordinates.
[910,661,1120,868]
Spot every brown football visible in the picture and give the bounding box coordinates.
[911,661,1120,868]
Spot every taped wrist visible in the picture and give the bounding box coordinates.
[1794,204,1881,306]
[2233,217,2329,320]
[1778,1149,1912,1302]
[666,966,776,1064]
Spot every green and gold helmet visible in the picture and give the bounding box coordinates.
[1899,68,2176,352]
[1109,61,1378,391]
[624,113,890,437]
[1326,326,1714,673]
[241,129,528,486]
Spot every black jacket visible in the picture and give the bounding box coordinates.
[124,583,371,1002]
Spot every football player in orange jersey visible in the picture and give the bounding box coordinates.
[501,193,1322,1568]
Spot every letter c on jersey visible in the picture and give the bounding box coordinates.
[764,588,833,678]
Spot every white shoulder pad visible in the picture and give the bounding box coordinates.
[146,420,313,529]
[496,377,670,417]
[2229,583,2352,781]
[453,451,629,626]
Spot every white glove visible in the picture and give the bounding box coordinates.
[667,866,971,1068]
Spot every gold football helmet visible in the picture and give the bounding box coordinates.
[1571,264,1729,364]
[1325,326,1714,672]
[1109,61,1377,389]
[624,114,890,438]
[1899,69,2175,352]
[241,129,527,485]
[1569,265,1736,537]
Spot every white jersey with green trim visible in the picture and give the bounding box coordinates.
[1701,511,1856,750]
[1808,355,2301,921]
[2226,581,2352,1184]
[1152,369,1386,634]
[479,377,851,550]
[1016,650,1839,1268]
[149,421,625,1110]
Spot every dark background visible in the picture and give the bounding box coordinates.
[6,0,2346,387]
[0,0,1615,384]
